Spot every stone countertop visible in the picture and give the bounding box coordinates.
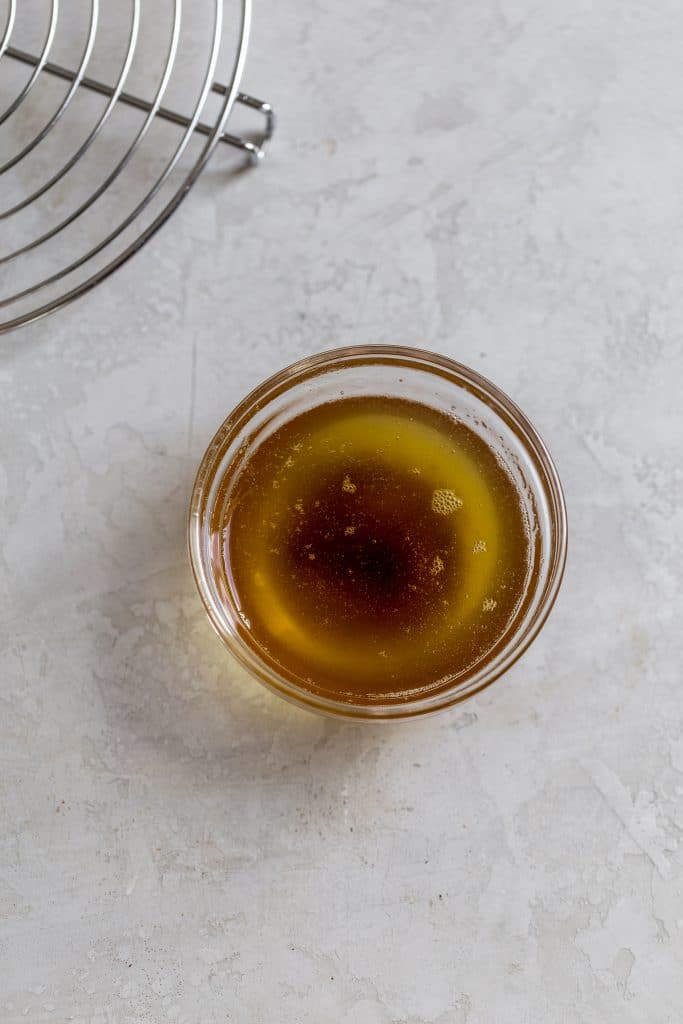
[1,1,682,1021]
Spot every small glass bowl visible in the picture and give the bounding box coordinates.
[188,346,567,720]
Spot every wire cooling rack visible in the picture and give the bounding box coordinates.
[0,0,274,332]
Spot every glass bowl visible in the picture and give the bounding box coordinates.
[188,346,567,720]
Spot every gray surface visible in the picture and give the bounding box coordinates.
[1,1,682,1021]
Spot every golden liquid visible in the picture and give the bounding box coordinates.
[219,396,530,702]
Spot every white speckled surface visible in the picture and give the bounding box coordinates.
[2,1,683,1020]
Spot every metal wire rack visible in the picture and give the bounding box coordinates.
[0,0,274,332]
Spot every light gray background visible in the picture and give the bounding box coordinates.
[2,1,682,1021]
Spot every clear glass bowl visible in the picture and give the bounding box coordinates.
[188,346,567,720]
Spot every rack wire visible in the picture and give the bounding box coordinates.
[0,0,274,332]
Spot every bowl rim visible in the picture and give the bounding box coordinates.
[188,344,568,720]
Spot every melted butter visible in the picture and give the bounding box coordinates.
[218,396,530,702]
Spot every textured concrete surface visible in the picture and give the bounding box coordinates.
[1,1,683,1021]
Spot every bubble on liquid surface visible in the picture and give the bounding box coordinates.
[473,539,487,554]
[342,475,357,494]
[431,489,463,515]
[430,555,445,576]
[482,598,497,612]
